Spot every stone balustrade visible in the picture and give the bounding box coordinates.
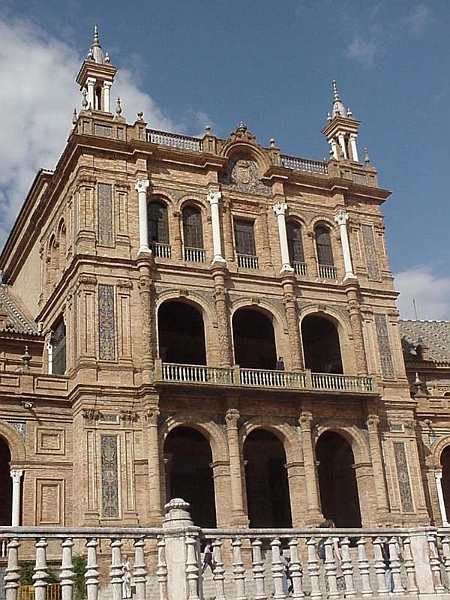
[1,500,450,600]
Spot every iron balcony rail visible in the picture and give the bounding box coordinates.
[158,363,375,393]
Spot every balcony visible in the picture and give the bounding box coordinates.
[184,247,206,263]
[318,264,338,279]
[155,362,375,394]
[150,242,172,258]
[237,254,259,269]
[293,261,308,276]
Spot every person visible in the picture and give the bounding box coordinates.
[202,543,215,573]
[319,519,344,592]
[276,357,285,371]
[280,548,291,596]
[121,555,132,599]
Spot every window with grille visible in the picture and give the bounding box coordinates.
[234,219,256,256]
[51,318,66,375]
[148,200,169,244]
[183,206,203,248]
[315,226,334,266]
[287,221,304,264]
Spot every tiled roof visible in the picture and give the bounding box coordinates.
[399,319,450,363]
[0,284,40,336]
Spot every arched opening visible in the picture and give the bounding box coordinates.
[315,225,334,266]
[148,200,169,245]
[244,429,292,527]
[158,301,206,365]
[232,308,277,369]
[164,426,216,527]
[0,438,12,525]
[316,430,362,527]
[287,220,305,272]
[182,205,203,249]
[301,314,343,373]
[441,446,450,519]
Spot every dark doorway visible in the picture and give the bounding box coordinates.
[316,431,362,527]
[301,315,343,373]
[233,308,277,369]
[441,446,450,520]
[0,438,12,525]
[164,427,216,527]
[244,429,292,527]
[158,301,206,365]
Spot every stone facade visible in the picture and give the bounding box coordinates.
[0,29,445,534]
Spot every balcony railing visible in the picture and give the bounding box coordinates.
[184,247,206,263]
[318,264,338,279]
[147,129,202,151]
[156,362,375,393]
[293,261,308,276]
[281,155,328,174]
[237,254,259,269]
[150,242,172,258]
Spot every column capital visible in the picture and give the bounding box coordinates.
[10,469,24,482]
[145,407,160,425]
[299,411,313,430]
[135,179,150,193]
[435,470,443,482]
[334,209,349,226]
[86,77,96,85]
[273,201,288,217]
[207,190,222,205]
[103,81,113,89]
[366,414,380,432]
[225,408,240,428]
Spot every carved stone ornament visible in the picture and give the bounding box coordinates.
[145,407,160,424]
[225,408,240,428]
[120,410,138,422]
[82,408,100,421]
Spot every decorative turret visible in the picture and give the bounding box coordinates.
[322,80,361,162]
[76,25,117,113]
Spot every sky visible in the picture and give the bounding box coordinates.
[0,0,449,320]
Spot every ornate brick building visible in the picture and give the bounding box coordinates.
[0,28,444,533]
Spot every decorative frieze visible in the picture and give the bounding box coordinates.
[374,313,395,379]
[361,224,380,279]
[101,435,119,518]
[393,442,414,513]
[97,183,113,246]
[98,284,116,360]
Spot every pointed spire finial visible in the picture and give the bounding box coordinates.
[364,147,370,165]
[116,97,122,116]
[72,108,78,125]
[332,80,340,101]
[93,24,100,46]
[330,80,347,119]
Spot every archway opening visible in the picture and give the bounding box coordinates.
[0,438,12,525]
[441,446,450,520]
[301,315,343,373]
[244,429,292,527]
[158,301,206,365]
[164,426,216,527]
[316,430,361,527]
[233,308,277,369]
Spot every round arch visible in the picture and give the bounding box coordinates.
[0,421,26,463]
[239,419,302,465]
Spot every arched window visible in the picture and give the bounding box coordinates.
[148,200,169,256]
[286,221,306,275]
[51,317,66,375]
[315,225,334,266]
[58,220,66,274]
[182,206,204,262]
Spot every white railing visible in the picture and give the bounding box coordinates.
[183,247,206,263]
[293,261,308,275]
[162,363,234,385]
[311,372,374,392]
[147,129,202,151]
[240,368,307,388]
[281,155,328,174]
[318,264,338,279]
[237,254,259,269]
[150,242,172,258]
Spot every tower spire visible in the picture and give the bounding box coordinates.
[322,80,361,162]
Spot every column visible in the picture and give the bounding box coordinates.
[103,81,112,113]
[298,412,322,523]
[349,133,359,162]
[337,134,348,159]
[145,408,163,523]
[281,275,303,370]
[225,409,248,526]
[207,191,226,264]
[212,268,232,367]
[334,209,356,280]
[273,202,294,273]
[10,469,23,526]
[86,77,96,110]
[137,258,155,382]
[366,416,390,520]
[345,284,368,375]
[135,180,150,255]
[435,471,449,526]
[329,139,338,160]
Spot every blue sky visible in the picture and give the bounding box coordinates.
[0,1,449,319]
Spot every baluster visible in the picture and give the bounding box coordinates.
[212,539,226,600]
[232,538,248,600]
[33,538,48,600]
[373,538,389,596]
[340,537,355,596]
[60,538,74,600]
[5,537,20,600]
[156,537,168,600]
[356,537,372,597]
[288,537,304,598]
[428,533,445,593]
[109,539,123,600]
[133,538,148,600]
[401,536,418,594]
[306,538,321,600]
[324,538,339,599]
[251,539,266,600]
[389,537,404,595]
[85,538,100,600]
[185,535,200,600]
[270,538,285,599]
[441,536,450,586]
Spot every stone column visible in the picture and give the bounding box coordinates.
[212,267,232,367]
[329,139,338,160]
[210,461,230,528]
[285,461,305,526]
[345,283,368,375]
[171,210,183,260]
[366,415,390,520]
[225,409,248,526]
[273,202,294,273]
[259,204,273,269]
[435,471,449,526]
[349,133,359,162]
[338,134,348,159]
[334,209,356,281]
[223,198,235,263]
[10,469,23,526]
[299,412,322,524]
[137,257,155,382]
[145,408,163,523]
[135,180,150,255]
[86,77,96,109]
[281,275,303,370]
[103,81,112,113]
[207,191,226,264]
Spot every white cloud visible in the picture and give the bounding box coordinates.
[394,266,450,321]
[346,36,377,66]
[402,5,431,35]
[0,16,210,251]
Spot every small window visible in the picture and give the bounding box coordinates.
[234,219,256,256]
[148,200,169,244]
[51,318,66,375]
[183,206,203,249]
[287,221,304,264]
[315,226,334,266]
